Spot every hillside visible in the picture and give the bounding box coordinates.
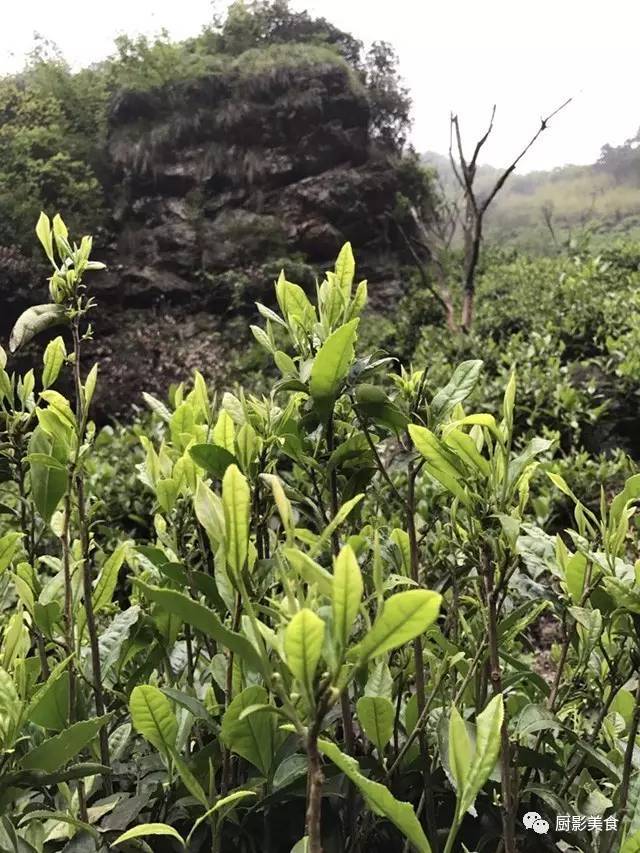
[424,130,640,251]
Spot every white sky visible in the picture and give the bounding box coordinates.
[1,0,638,172]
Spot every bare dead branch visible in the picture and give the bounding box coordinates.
[480,97,572,214]
[448,114,465,191]
[396,220,454,323]
[470,104,497,167]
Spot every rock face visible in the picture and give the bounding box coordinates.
[105,58,405,309]
[3,55,411,418]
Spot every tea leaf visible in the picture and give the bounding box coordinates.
[28,426,67,523]
[194,478,226,547]
[92,542,129,614]
[409,425,471,506]
[130,685,177,756]
[335,241,355,299]
[431,360,483,422]
[284,609,325,696]
[309,319,359,413]
[135,580,264,674]
[19,811,100,840]
[353,590,442,663]
[187,791,257,843]
[448,706,472,792]
[26,662,70,731]
[621,831,640,853]
[221,686,276,777]
[0,532,22,574]
[35,211,54,265]
[9,304,67,353]
[21,715,110,772]
[113,823,184,848]
[332,544,362,651]
[283,549,334,597]
[318,739,431,853]
[458,694,504,818]
[356,696,394,752]
[223,464,251,578]
[213,409,236,453]
[42,336,66,389]
[190,443,237,478]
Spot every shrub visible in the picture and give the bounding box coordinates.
[0,221,638,853]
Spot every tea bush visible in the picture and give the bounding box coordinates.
[0,217,639,853]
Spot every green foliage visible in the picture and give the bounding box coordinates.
[0,223,638,853]
[0,51,106,250]
[403,246,640,518]
[0,1,412,250]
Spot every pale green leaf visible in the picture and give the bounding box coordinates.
[0,532,22,574]
[448,706,472,792]
[223,464,251,578]
[284,609,325,695]
[318,739,431,853]
[356,696,394,752]
[409,425,470,506]
[35,212,54,264]
[113,823,184,848]
[354,590,441,664]
[130,685,177,757]
[332,544,362,651]
[213,409,235,453]
[9,304,67,353]
[283,549,333,597]
[42,337,66,389]
[458,694,504,818]
[335,241,355,299]
[309,319,359,412]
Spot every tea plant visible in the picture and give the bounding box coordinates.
[0,219,638,853]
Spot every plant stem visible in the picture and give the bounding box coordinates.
[386,672,443,780]
[442,818,459,853]
[618,679,640,820]
[61,481,76,718]
[326,410,356,842]
[306,709,327,853]
[407,460,439,852]
[222,593,241,794]
[17,461,49,678]
[71,315,112,791]
[326,415,354,759]
[481,547,516,853]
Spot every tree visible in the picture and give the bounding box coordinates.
[364,41,411,150]
[212,2,410,153]
[212,0,363,64]
[450,100,572,330]
[399,100,572,333]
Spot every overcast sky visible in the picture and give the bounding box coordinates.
[1,0,637,172]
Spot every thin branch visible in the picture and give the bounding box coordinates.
[480,97,573,214]
[448,114,465,191]
[396,221,452,319]
[470,103,496,167]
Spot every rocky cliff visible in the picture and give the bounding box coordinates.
[3,50,416,418]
